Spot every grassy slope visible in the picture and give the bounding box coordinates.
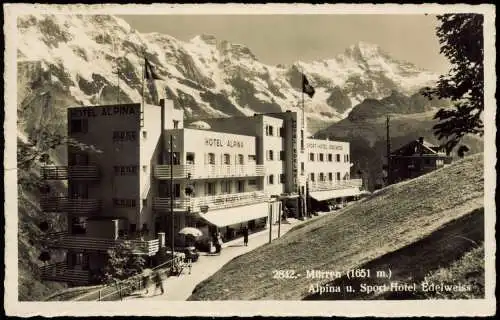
[189,153,484,300]
[417,244,484,299]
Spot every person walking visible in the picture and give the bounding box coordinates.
[142,274,151,295]
[243,226,249,246]
[153,270,165,295]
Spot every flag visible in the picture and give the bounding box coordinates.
[144,58,163,80]
[302,74,315,98]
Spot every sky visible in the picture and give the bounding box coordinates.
[118,14,451,74]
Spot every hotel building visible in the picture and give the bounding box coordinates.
[39,98,362,285]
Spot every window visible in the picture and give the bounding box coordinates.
[142,130,147,139]
[237,180,245,192]
[223,153,231,165]
[69,183,88,199]
[346,154,350,163]
[173,120,179,129]
[319,173,325,181]
[268,175,274,185]
[186,152,195,164]
[336,172,341,181]
[279,174,285,183]
[328,172,333,181]
[113,165,138,176]
[310,173,315,182]
[344,172,350,180]
[112,198,137,208]
[70,119,88,134]
[207,153,216,165]
[167,152,180,165]
[69,152,89,166]
[205,182,216,196]
[238,154,244,165]
[300,130,304,150]
[265,125,274,136]
[336,154,341,162]
[248,155,256,162]
[221,181,231,194]
[309,153,315,161]
[267,150,274,161]
[328,154,333,162]
[319,153,324,162]
[142,199,147,207]
[279,151,285,161]
[248,179,257,186]
[301,162,305,175]
[142,165,147,172]
[279,127,285,137]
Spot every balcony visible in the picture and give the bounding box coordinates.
[42,233,160,256]
[40,197,101,214]
[40,262,90,285]
[154,164,265,180]
[308,179,363,192]
[41,165,99,180]
[153,190,269,212]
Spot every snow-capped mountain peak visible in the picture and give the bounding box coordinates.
[17,14,440,136]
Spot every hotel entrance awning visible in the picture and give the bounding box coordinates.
[197,202,269,227]
[309,188,361,202]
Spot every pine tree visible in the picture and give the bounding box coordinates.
[423,14,484,153]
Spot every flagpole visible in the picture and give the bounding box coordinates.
[141,51,145,110]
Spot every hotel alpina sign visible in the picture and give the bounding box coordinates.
[204,137,244,148]
[70,105,137,117]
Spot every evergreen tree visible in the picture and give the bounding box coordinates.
[424,14,484,153]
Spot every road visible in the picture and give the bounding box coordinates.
[125,212,334,301]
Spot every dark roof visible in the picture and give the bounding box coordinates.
[390,138,442,156]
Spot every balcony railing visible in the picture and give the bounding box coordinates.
[41,165,100,180]
[308,179,363,192]
[40,262,90,285]
[153,190,269,212]
[42,233,160,256]
[40,197,101,214]
[154,164,265,179]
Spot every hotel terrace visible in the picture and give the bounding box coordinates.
[39,98,363,285]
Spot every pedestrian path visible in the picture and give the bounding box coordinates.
[126,211,334,301]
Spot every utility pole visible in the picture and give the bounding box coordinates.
[268,203,272,244]
[277,202,281,238]
[386,115,391,185]
[170,135,175,258]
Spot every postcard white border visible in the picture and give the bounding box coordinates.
[3,3,497,317]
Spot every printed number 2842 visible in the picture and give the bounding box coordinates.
[273,270,297,279]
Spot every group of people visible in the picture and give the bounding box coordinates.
[211,226,250,254]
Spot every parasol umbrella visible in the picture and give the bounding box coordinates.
[178,227,203,238]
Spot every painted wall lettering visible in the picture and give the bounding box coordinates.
[204,137,244,148]
[70,105,137,118]
[113,165,138,176]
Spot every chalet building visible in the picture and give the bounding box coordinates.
[38,98,362,285]
[388,137,452,184]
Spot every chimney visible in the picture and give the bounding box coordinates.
[418,137,424,144]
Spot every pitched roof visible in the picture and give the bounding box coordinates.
[390,138,441,156]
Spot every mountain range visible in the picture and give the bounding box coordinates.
[17,14,440,135]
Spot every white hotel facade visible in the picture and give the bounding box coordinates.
[39,98,362,285]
